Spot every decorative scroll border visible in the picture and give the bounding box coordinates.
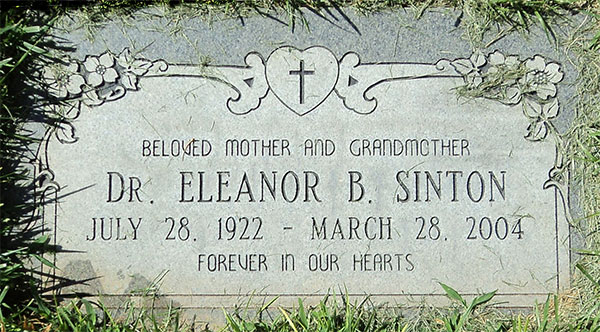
[32,46,570,291]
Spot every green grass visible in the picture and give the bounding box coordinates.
[565,7,600,329]
[2,0,600,331]
[0,5,59,332]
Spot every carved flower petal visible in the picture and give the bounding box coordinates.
[66,74,85,94]
[470,50,487,68]
[87,72,103,87]
[66,62,80,73]
[42,67,55,82]
[545,63,563,83]
[488,51,505,66]
[525,55,546,72]
[525,71,536,84]
[103,68,119,83]
[505,55,519,67]
[83,56,100,72]
[58,87,69,98]
[506,86,522,104]
[49,83,68,98]
[99,52,115,67]
[536,83,557,100]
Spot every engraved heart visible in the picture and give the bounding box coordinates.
[266,46,339,116]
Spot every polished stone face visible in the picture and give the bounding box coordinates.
[29,7,574,324]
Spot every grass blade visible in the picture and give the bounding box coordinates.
[440,283,466,307]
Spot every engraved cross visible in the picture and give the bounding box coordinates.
[289,60,314,104]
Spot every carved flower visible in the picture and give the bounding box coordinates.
[44,62,85,98]
[83,52,119,87]
[521,55,563,100]
[487,51,519,72]
[486,51,522,104]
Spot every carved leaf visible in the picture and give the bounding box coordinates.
[470,73,483,87]
[55,122,78,144]
[544,165,565,189]
[523,98,542,118]
[525,120,548,141]
[82,90,103,106]
[58,102,81,120]
[101,85,126,101]
[117,48,133,67]
[450,59,474,75]
[36,170,59,192]
[544,98,559,118]
[121,73,139,90]
[130,59,152,75]
[118,48,152,76]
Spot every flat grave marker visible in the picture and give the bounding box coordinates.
[25,8,575,324]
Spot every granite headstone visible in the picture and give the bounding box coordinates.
[24,7,575,324]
